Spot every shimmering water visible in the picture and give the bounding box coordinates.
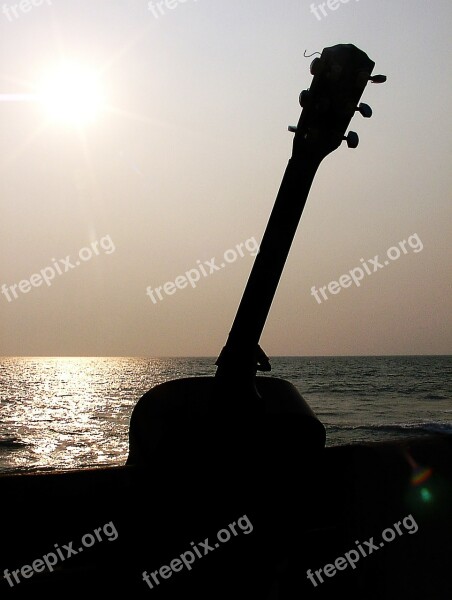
[0,356,450,473]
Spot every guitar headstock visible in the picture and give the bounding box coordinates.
[288,44,386,160]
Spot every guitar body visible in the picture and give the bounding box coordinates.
[128,375,325,466]
[126,377,325,598]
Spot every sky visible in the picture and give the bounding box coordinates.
[0,0,451,357]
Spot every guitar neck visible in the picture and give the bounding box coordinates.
[215,153,322,378]
[215,43,383,379]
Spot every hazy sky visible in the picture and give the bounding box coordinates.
[1,0,451,357]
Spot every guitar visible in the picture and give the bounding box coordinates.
[126,44,385,597]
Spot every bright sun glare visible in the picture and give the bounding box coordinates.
[38,63,104,126]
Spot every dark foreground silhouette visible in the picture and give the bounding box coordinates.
[1,436,451,598]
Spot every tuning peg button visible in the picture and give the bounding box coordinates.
[299,89,310,107]
[343,131,359,148]
[288,126,298,133]
[370,74,387,83]
[310,58,325,76]
[356,102,372,118]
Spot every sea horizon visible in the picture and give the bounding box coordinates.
[2,353,450,358]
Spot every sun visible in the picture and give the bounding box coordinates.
[37,63,104,126]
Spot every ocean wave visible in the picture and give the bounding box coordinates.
[329,422,452,436]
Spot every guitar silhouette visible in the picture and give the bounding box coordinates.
[126,44,385,598]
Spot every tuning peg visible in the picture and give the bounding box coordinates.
[288,125,298,133]
[299,89,310,107]
[356,102,372,118]
[369,74,387,84]
[343,131,359,148]
[310,58,325,76]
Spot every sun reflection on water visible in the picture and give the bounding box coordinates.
[0,357,178,473]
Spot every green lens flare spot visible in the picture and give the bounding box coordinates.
[420,487,432,502]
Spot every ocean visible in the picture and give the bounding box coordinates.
[0,356,450,474]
